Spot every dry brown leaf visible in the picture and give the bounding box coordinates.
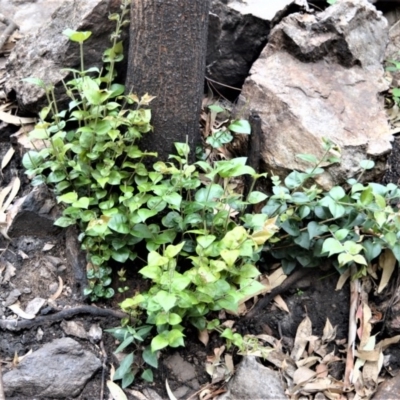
[376,334,400,351]
[316,363,329,378]
[296,356,321,368]
[0,147,15,173]
[165,379,178,400]
[362,352,383,388]
[125,389,148,400]
[273,294,290,313]
[224,354,234,374]
[198,329,209,347]
[335,268,350,290]
[8,303,35,320]
[0,111,36,125]
[322,318,337,343]
[0,177,20,213]
[42,243,55,252]
[49,276,63,301]
[291,316,312,361]
[17,349,33,363]
[378,249,396,293]
[107,380,128,400]
[355,348,381,362]
[293,366,316,385]
[359,303,372,350]
[0,183,13,213]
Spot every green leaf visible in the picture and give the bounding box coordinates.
[322,238,344,256]
[195,184,224,203]
[208,104,225,113]
[121,372,134,388]
[167,329,185,348]
[142,346,158,368]
[247,191,268,204]
[374,211,386,228]
[139,264,162,280]
[284,171,307,189]
[113,352,133,381]
[329,186,345,201]
[221,249,239,266]
[363,240,382,263]
[360,187,373,206]
[54,216,75,227]
[338,252,354,266]
[329,202,345,219]
[343,241,363,255]
[141,369,153,382]
[334,229,349,241]
[111,248,130,263]
[108,214,130,234]
[147,251,168,267]
[72,197,90,209]
[228,119,251,134]
[206,130,233,148]
[154,291,177,312]
[197,235,216,248]
[296,154,318,164]
[360,160,375,170]
[165,242,185,258]
[62,29,92,43]
[58,192,78,204]
[47,171,66,183]
[151,334,169,352]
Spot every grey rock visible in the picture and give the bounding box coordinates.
[61,320,87,339]
[216,356,286,400]
[207,0,270,97]
[240,0,391,189]
[4,289,21,307]
[4,0,126,113]
[3,337,101,398]
[6,185,59,238]
[88,323,102,343]
[24,297,46,315]
[373,371,400,399]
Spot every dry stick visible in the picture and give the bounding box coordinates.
[0,14,18,53]
[344,264,360,387]
[0,358,5,400]
[99,341,107,400]
[0,305,128,332]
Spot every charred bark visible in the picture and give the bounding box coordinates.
[126,0,210,161]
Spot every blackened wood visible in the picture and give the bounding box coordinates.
[126,0,210,161]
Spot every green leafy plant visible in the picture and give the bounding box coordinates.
[22,0,158,299]
[205,103,251,149]
[261,139,400,280]
[105,324,157,387]
[116,142,277,352]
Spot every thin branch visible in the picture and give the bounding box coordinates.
[0,305,128,332]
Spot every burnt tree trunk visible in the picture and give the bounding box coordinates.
[126,0,210,161]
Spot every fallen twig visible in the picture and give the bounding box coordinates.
[0,14,19,53]
[0,358,5,400]
[344,263,359,387]
[0,305,128,332]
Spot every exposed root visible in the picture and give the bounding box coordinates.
[0,305,128,332]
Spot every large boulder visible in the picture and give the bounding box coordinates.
[240,0,392,188]
[4,0,125,113]
[207,1,270,98]
[3,337,101,398]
